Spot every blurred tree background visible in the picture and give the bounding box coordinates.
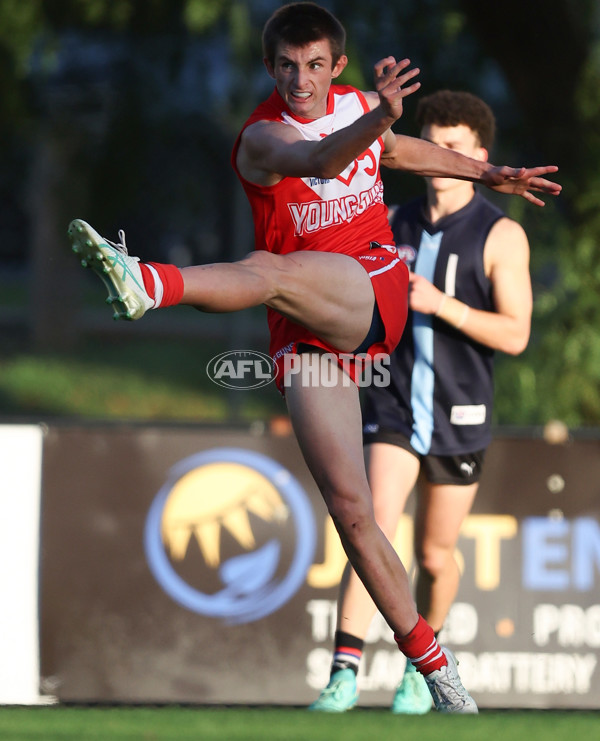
[0,0,598,427]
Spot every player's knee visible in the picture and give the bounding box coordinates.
[325,487,373,542]
[416,546,454,579]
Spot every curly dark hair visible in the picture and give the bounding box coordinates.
[415,90,496,150]
[262,2,346,68]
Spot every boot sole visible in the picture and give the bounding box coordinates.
[68,219,146,320]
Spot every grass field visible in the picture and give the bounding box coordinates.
[0,706,599,741]
[0,267,283,424]
[0,330,284,423]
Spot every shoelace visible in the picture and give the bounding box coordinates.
[105,229,129,256]
[322,679,350,698]
[429,672,469,707]
[104,229,142,264]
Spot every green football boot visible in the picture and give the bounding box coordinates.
[308,669,358,712]
[391,661,432,714]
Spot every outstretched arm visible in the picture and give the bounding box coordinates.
[381,133,561,206]
[479,165,560,206]
[238,57,421,186]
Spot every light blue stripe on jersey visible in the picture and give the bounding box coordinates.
[410,231,443,454]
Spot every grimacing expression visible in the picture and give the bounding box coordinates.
[265,38,347,119]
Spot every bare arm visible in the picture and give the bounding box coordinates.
[381,133,561,207]
[408,217,532,355]
[238,111,394,185]
[237,57,420,186]
[239,51,561,204]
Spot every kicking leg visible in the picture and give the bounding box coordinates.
[68,219,376,352]
[180,249,375,351]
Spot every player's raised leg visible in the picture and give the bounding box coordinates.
[68,219,375,352]
[68,219,157,320]
[180,248,376,353]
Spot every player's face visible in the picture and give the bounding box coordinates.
[265,39,348,119]
[421,123,488,193]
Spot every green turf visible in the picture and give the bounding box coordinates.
[0,707,598,741]
[0,334,285,423]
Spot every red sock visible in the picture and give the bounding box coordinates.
[394,615,447,675]
[139,262,184,308]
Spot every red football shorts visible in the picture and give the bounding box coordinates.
[268,245,409,394]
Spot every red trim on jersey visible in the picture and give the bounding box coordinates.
[231,86,393,258]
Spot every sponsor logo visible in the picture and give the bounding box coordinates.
[273,343,294,363]
[396,244,417,266]
[206,350,276,390]
[288,181,385,236]
[144,448,316,624]
[460,461,476,477]
[363,423,380,434]
[450,404,487,426]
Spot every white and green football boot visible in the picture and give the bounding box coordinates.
[68,218,154,320]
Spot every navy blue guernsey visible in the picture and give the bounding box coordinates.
[363,191,504,455]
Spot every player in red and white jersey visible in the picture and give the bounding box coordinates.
[231,81,408,390]
[68,2,561,713]
[232,83,393,258]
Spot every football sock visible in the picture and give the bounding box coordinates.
[139,262,184,308]
[394,615,447,675]
[330,631,364,677]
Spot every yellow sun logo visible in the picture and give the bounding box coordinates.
[161,462,289,567]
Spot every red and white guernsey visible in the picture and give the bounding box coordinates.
[231,84,394,256]
[231,84,408,392]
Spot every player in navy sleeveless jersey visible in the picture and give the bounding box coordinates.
[312,91,532,713]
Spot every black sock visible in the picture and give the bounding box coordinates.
[331,630,364,677]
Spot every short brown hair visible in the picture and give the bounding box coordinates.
[416,90,496,150]
[262,2,346,68]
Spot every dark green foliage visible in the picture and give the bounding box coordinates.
[0,0,598,426]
